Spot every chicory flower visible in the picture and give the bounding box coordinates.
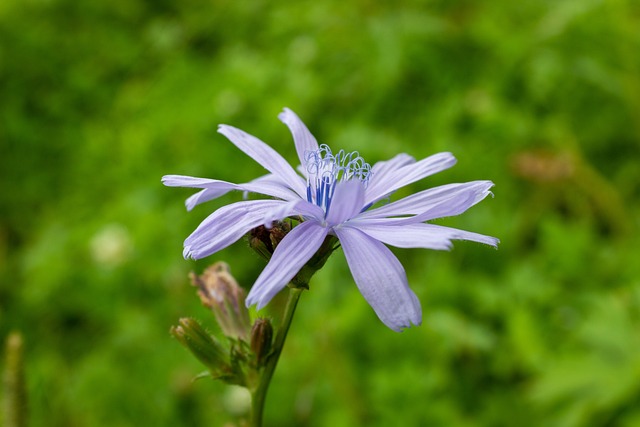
[163,108,498,331]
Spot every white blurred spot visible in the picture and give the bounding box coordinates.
[222,385,251,416]
[90,224,133,267]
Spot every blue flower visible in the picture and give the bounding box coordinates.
[163,108,498,331]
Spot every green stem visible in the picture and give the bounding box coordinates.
[250,287,304,427]
[3,332,27,427]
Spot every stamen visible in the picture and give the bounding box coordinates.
[304,144,371,215]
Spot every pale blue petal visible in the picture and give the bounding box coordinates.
[334,226,421,332]
[351,222,499,249]
[396,184,493,224]
[184,183,297,211]
[162,174,300,211]
[246,221,329,309]
[241,173,287,200]
[424,224,499,247]
[185,199,281,246]
[360,181,494,220]
[364,152,457,205]
[369,153,416,185]
[184,200,286,259]
[262,199,324,227]
[325,180,366,226]
[218,125,307,197]
[185,189,229,211]
[163,175,234,211]
[278,108,319,172]
[352,223,453,250]
[356,189,485,227]
[162,175,227,187]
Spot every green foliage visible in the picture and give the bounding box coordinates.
[1,0,639,425]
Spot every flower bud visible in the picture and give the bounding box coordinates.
[250,318,273,368]
[171,318,229,373]
[268,221,290,249]
[248,225,274,260]
[190,262,251,341]
[248,221,291,260]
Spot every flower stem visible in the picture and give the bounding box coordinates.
[250,287,304,427]
[3,332,27,427]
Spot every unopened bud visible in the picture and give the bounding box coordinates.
[250,318,273,368]
[248,221,291,260]
[248,225,274,260]
[190,262,251,341]
[268,221,290,249]
[171,318,229,373]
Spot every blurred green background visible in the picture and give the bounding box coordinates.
[2,0,640,426]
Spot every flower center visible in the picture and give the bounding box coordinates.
[304,144,371,214]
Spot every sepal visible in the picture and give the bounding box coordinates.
[250,318,273,368]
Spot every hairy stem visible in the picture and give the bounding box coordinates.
[250,287,304,427]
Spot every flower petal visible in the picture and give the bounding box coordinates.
[278,108,319,171]
[262,199,324,227]
[184,200,286,259]
[360,180,494,220]
[325,180,366,226]
[218,125,307,197]
[352,222,499,249]
[334,226,421,332]
[424,224,499,247]
[184,189,227,211]
[246,221,329,309]
[397,185,494,225]
[162,175,301,211]
[365,152,457,205]
[353,223,453,250]
[239,173,285,201]
[370,153,416,185]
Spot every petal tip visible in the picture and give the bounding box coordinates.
[217,124,236,137]
[446,153,458,165]
[391,317,422,333]
[278,107,293,120]
[245,294,256,308]
[161,175,182,187]
[256,301,267,311]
